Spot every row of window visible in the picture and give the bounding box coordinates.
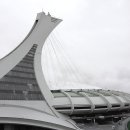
[0,93,44,100]
[20,60,33,65]
[16,65,33,69]
[12,67,34,73]
[0,89,42,94]
[0,83,40,91]
[7,71,35,79]
[18,61,33,68]
[0,77,37,84]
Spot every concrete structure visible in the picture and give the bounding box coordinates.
[0,12,79,130]
[0,12,130,130]
[52,89,130,115]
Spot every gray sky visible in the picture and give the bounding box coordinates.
[0,0,130,92]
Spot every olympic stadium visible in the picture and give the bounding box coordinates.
[0,12,130,130]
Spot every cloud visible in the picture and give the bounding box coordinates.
[0,0,129,93]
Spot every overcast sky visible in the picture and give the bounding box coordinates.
[0,0,130,92]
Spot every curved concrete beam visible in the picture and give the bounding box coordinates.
[111,91,130,104]
[61,90,74,115]
[107,91,125,110]
[79,92,95,112]
[88,91,112,111]
[0,106,76,130]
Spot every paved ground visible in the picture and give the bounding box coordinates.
[77,123,113,130]
[76,117,130,130]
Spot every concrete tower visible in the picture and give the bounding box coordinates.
[0,12,79,130]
